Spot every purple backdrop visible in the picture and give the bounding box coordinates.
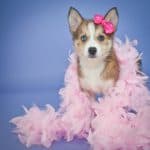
[0,0,150,150]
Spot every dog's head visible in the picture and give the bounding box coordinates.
[68,7,119,60]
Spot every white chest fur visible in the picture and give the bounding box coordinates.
[79,59,113,93]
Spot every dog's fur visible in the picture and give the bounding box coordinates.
[68,7,120,94]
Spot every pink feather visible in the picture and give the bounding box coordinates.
[10,37,150,149]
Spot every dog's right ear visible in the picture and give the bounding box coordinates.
[68,7,83,33]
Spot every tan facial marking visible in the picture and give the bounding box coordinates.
[73,20,113,60]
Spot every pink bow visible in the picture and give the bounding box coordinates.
[93,14,115,34]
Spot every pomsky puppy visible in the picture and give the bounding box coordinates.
[68,7,120,94]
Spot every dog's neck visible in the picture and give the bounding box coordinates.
[79,56,105,70]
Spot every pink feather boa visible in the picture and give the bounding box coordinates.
[10,38,150,149]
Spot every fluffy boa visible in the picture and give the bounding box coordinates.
[10,38,150,150]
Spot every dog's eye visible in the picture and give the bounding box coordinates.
[81,35,87,42]
[98,35,105,41]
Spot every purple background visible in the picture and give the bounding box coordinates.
[0,0,150,150]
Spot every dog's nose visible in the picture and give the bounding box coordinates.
[88,47,97,56]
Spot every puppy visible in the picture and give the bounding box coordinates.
[68,7,119,94]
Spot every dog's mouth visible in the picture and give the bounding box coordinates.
[88,54,97,58]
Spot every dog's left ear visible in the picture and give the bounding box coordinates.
[104,7,119,29]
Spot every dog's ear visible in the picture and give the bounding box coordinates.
[68,7,83,33]
[104,7,119,29]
